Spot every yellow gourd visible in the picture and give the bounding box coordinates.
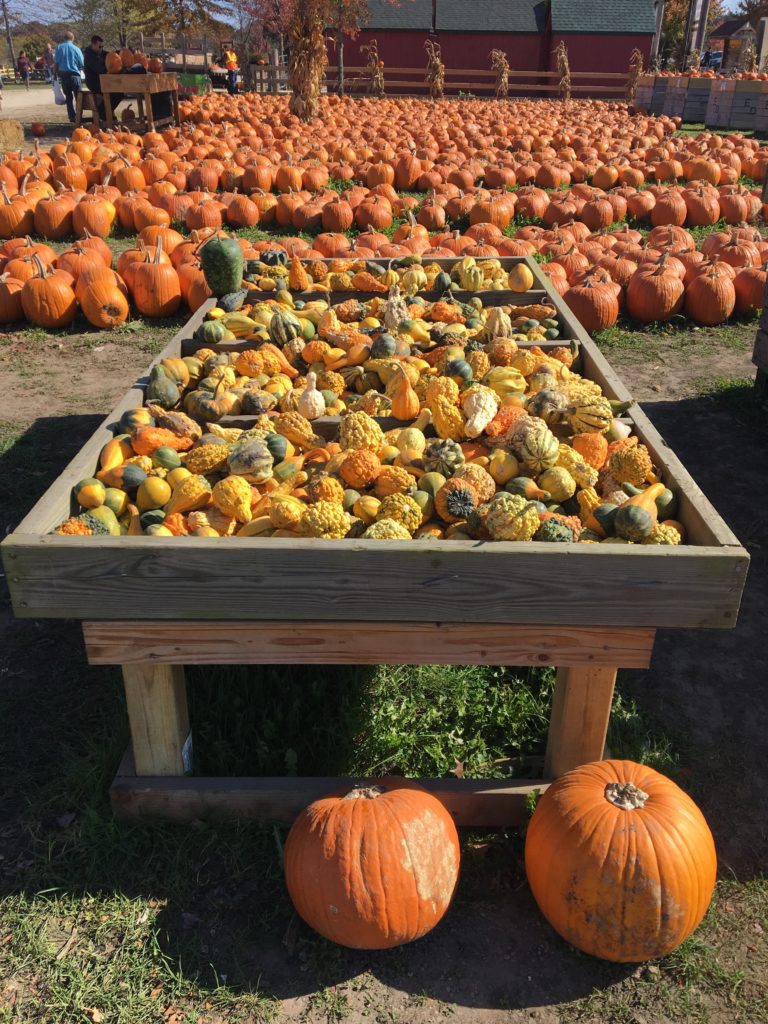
[389,364,421,421]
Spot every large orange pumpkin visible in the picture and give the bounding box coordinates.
[525,760,716,963]
[284,779,460,949]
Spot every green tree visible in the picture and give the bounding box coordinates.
[62,0,156,47]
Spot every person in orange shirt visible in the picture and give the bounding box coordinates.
[222,48,239,95]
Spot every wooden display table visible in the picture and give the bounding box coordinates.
[1,259,749,826]
[99,71,180,131]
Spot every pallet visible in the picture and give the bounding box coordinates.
[1,256,749,824]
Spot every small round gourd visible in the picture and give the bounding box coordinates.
[614,504,653,542]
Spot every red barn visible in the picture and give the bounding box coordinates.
[338,0,656,90]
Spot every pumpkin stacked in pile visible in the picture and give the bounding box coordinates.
[54,275,680,546]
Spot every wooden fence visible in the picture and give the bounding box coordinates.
[249,64,630,98]
[139,33,234,72]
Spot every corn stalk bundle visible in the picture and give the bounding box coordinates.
[555,42,571,101]
[688,49,701,73]
[490,49,510,99]
[425,40,445,99]
[288,7,328,122]
[743,41,757,73]
[626,48,643,103]
[362,39,385,97]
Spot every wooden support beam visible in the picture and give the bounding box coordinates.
[122,663,190,776]
[544,666,617,777]
[85,622,655,668]
[110,751,548,826]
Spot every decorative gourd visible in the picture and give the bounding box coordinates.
[519,427,559,474]
[296,372,326,420]
[164,474,211,516]
[212,475,253,523]
[507,263,535,293]
[227,439,274,484]
[568,396,613,434]
[74,477,106,509]
[269,307,302,346]
[434,478,479,523]
[614,503,654,541]
[608,443,653,487]
[389,364,420,421]
[482,305,513,341]
[136,476,172,512]
[200,235,244,296]
[485,493,540,541]
[537,466,576,503]
[525,760,716,962]
[622,481,666,522]
[284,779,460,949]
[145,366,181,410]
[462,384,499,438]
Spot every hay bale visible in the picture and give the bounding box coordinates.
[0,120,24,150]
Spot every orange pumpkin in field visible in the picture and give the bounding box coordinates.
[30,122,46,137]
[284,779,460,949]
[148,57,163,73]
[119,47,134,68]
[525,760,717,962]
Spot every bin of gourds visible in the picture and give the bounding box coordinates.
[54,242,681,547]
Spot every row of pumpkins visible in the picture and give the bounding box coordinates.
[287,760,716,963]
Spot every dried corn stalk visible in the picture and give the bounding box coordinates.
[425,39,444,99]
[688,49,701,73]
[626,47,643,103]
[288,6,328,122]
[743,41,757,73]
[555,41,571,101]
[362,39,385,97]
[490,48,510,99]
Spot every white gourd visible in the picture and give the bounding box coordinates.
[296,372,326,421]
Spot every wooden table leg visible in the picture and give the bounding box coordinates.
[544,665,617,777]
[172,89,180,125]
[122,662,190,776]
[104,92,114,129]
[145,94,155,131]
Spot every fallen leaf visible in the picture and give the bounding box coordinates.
[83,1009,104,1023]
[149,986,163,1001]
[450,759,465,779]
[55,925,79,961]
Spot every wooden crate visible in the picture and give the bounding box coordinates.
[706,79,736,129]
[2,258,748,630]
[663,76,689,118]
[1,257,749,825]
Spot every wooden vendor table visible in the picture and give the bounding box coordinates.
[99,71,180,131]
[1,259,749,827]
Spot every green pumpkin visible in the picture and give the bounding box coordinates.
[614,504,653,541]
[370,333,397,358]
[200,236,244,297]
[119,408,154,433]
[433,271,452,292]
[195,319,229,345]
[534,519,574,543]
[140,509,166,530]
[113,464,148,493]
[103,487,128,517]
[152,446,182,470]
[145,366,180,410]
[264,432,288,462]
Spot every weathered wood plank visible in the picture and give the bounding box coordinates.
[123,663,190,776]
[544,665,617,777]
[4,534,747,626]
[110,761,548,826]
[83,622,655,667]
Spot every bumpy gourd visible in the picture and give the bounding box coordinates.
[306,475,345,504]
[376,493,422,534]
[164,474,212,516]
[340,449,381,489]
[556,444,598,488]
[485,493,540,542]
[453,463,496,503]
[212,475,253,523]
[609,443,653,487]
[363,518,412,540]
[434,478,479,524]
[339,411,385,453]
[185,443,230,475]
[482,306,513,341]
[534,519,575,543]
[227,439,274,484]
[300,500,351,539]
[431,397,466,441]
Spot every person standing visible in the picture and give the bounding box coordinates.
[83,35,107,117]
[43,43,56,83]
[54,31,84,123]
[17,51,31,90]
[222,46,239,95]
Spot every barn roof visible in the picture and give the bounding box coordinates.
[550,0,656,34]
[364,0,433,30]
[435,0,549,33]
[709,17,748,39]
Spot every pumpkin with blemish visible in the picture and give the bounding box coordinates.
[285,778,460,948]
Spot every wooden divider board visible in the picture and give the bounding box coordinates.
[2,257,749,628]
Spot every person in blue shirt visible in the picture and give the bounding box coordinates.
[54,31,84,123]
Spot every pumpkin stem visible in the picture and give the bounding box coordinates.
[344,785,385,800]
[604,781,649,810]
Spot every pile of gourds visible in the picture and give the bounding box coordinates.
[54,279,682,546]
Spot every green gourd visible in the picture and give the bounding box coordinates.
[200,236,244,296]
[219,289,248,313]
[227,439,274,483]
[140,508,166,530]
[195,319,230,345]
[614,504,654,541]
[146,366,180,409]
[152,446,182,470]
[264,432,288,462]
[534,519,574,543]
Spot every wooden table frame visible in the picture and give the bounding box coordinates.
[2,257,748,827]
[99,72,180,131]
[86,621,655,825]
